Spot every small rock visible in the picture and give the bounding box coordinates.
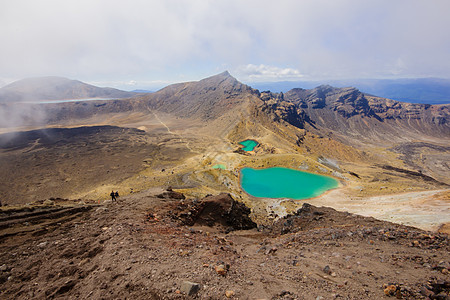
[265,247,277,255]
[78,258,89,266]
[43,199,55,206]
[37,242,48,248]
[225,290,235,298]
[323,265,332,275]
[420,286,434,298]
[384,285,397,296]
[436,292,449,299]
[180,281,200,296]
[215,264,227,276]
[0,264,8,272]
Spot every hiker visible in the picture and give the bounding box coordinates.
[110,190,116,201]
[115,191,119,200]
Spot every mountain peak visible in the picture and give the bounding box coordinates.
[196,71,248,92]
[200,71,235,82]
[219,70,231,77]
[141,71,256,120]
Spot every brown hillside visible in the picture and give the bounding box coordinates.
[135,71,258,120]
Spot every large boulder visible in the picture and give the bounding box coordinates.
[171,193,257,231]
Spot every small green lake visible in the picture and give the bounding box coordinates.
[240,167,339,199]
[212,164,226,170]
[239,139,258,151]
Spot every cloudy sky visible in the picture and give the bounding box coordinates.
[1,0,449,90]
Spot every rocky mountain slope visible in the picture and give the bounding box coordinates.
[134,72,449,142]
[0,192,448,299]
[261,85,449,144]
[0,76,136,103]
[135,71,258,120]
[257,84,449,184]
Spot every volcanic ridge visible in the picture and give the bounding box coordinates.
[0,71,449,299]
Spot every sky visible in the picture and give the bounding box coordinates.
[1,0,450,90]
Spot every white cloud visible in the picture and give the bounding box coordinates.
[1,0,449,86]
[235,64,304,82]
[89,79,172,91]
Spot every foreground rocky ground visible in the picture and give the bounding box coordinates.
[0,189,449,299]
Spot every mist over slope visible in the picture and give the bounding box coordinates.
[0,72,259,130]
[0,76,136,103]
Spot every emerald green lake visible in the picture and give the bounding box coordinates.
[212,164,226,170]
[240,167,339,199]
[239,139,258,151]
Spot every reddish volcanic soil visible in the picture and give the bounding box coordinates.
[0,189,449,299]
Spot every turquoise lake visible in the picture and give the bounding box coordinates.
[240,167,339,199]
[239,139,258,151]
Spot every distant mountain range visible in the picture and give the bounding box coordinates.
[0,76,137,103]
[98,72,448,143]
[249,78,450,105]
[4,72,448,140]
[2,75,449,105]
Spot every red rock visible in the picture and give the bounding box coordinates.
[215,264,227,276]
[384,285,397,296]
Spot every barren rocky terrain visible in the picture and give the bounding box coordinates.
[0,72,449,299]
[0,191,449,299]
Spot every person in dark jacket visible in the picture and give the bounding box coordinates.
[114,191,119,200]
[110,190,116,201]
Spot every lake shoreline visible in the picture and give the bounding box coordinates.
[240,166,339,200]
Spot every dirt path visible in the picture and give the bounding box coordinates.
[150,110,174,135]
[149,109,202,155]
[0,190,448,299]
